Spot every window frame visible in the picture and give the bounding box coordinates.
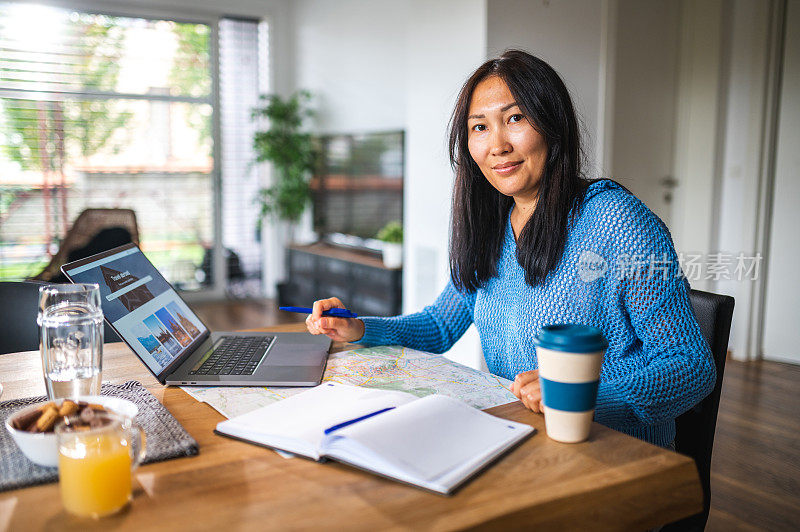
[0,1,229,299]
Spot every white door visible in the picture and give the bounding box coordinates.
[763,0,800,364]
[609,0,681,226]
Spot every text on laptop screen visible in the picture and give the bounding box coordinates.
[63,247,208,375]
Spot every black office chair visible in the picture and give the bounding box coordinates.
[0,281,48,354]
[664,289,735,531]
[0,281,120,355]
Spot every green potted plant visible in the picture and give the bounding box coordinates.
[252,90,316,240]
[376,221,403,268]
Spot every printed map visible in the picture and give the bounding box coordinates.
[181,345,517,419]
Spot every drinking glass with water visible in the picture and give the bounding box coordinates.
[38,284,103,399]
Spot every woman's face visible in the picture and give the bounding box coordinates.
[466,75,547,204]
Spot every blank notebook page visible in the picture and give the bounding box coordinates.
[224,382,416,449]
[332,394,528,481]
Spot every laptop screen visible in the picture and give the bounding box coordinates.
[62,245,209,376]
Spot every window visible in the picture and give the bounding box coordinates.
[0,4,265,293]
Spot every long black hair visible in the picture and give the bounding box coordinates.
[449,50,589,291]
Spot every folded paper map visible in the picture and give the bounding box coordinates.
[182,345,517,419]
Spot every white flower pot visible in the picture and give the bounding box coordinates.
[382,242,403,268]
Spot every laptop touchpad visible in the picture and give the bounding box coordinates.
[264,344,324,366]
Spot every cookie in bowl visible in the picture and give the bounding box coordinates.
[5,397,138,467]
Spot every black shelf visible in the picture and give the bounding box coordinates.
[281,243,402,317]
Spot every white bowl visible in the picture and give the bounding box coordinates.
[5,396,138,467]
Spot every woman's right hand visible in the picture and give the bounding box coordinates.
[305,297,365,343]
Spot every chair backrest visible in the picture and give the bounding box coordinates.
[672,289,735,529]
[0,281,120,355]
[32,208,139,282]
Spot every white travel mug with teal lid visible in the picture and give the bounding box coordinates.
[533,324,608,443]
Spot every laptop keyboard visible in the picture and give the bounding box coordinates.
[190,335,275,376]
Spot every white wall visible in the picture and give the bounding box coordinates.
[486,0,604,176]
[291,0,408,133]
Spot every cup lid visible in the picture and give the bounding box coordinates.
[533,324,608,353]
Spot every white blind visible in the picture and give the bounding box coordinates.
[218,18,265,292]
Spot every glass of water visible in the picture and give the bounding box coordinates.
[38,284,104,399]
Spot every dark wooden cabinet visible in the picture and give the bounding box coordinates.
[281,243,402,317]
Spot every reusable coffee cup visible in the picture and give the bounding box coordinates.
[533,324,607,443]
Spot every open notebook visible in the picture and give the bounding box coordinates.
[215,382,534,495]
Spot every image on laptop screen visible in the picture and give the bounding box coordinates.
[63,246,208,375]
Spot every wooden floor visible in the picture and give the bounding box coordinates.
[706,359,800,531]
[192,297,305,331]
[190,298,800,531]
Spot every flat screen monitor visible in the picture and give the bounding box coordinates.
[311,131,403,240]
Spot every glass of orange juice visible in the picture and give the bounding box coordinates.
[55,411,146,518]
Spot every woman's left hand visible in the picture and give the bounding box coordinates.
[511,369,544,413]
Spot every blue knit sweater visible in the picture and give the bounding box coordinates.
[360,179,715,447]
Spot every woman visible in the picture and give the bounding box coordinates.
[306,50,715,448]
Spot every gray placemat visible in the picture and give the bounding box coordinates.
[0,380,198,492]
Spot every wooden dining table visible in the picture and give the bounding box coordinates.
[0,323,702,531]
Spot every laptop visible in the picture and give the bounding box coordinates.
[61,243,331,387]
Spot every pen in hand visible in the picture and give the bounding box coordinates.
[302,297,366,343]
[279,306,359,319]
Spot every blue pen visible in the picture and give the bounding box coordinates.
[279,306,359,318]
[323,407,396,435]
